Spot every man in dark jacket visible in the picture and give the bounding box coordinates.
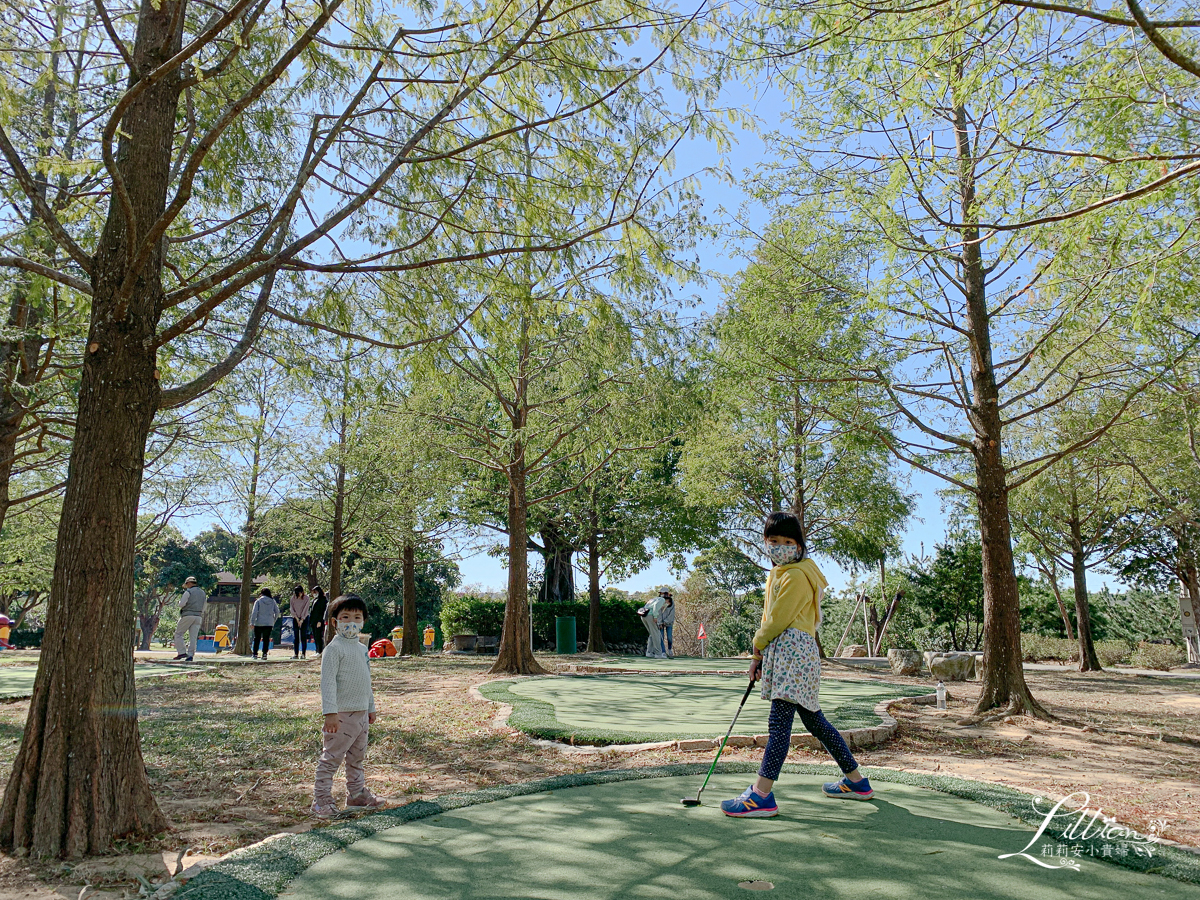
[309,587,329,656]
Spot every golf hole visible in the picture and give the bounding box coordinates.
[738,881,775,891]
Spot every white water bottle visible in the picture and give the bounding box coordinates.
[936,680,946,709]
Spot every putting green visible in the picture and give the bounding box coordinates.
[0,664,183,699]
[480,675,928,743]
[271,772,1197,900]
[580,655,750,672]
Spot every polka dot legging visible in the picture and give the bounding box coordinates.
[759,699,858,781]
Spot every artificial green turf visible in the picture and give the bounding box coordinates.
[479,674,928,744]
[178,765,1200,900]
[0,663,182,699]
[579,655,750,672]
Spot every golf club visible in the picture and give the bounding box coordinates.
[681,676,758,807]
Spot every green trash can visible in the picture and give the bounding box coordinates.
[555,616,577,655]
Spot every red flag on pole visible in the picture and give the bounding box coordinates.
[697,623,706,640]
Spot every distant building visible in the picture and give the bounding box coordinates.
[204,571,269,635]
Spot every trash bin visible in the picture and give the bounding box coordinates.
[555,616,576,655]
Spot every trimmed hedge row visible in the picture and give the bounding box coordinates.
[440,596,645,647]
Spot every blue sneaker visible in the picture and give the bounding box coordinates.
[822,776,873,800]
[720,785,778,817]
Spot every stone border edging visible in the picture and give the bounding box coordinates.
[470,677,933,753]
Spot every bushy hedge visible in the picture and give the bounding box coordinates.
[1020,633,1131,666]
[9,629,42,649]
[440,595,644,646]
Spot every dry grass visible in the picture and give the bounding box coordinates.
[0,655,1194,895]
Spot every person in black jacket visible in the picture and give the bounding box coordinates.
[310,585,329,656]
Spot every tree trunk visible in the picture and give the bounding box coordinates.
[1069,494,1101,671]
[1047,576,1075,641]
[1180,554,1200,665]
[953,99,1047,720]
[586,528,605,652]
[537,524,575,603]
[233,427,264,656]
[0,0,184,855]
[137,614,158,651]
[400,540,420,655]
[329,456,346,599]
[491,450,546,675]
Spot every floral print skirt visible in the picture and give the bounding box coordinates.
[760,627,821,711]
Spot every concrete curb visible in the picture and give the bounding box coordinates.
[470,678,934,754]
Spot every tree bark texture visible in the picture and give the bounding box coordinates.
[491,449,546,675]
[586,529,605,652]
[954,101,1046,719]
[537,525,575,604]
[400,541,420,655]
[0,0,186,855]
[233,425,263,656]
[1069,498,1101,671]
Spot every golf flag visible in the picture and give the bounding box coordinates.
[697,623,706,640]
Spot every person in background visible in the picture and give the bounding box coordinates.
[637,591,667,658]
[250,588,280,660]
[310,585,329,656]
[312,593,385,817]
[291,585,312,660]
[173,576,208,662]
[659,591,676,658]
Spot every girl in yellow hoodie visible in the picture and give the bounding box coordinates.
[721,511,873,817]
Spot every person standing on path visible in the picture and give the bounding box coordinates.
[290,585,312,659]
[659,592,676,658]
[721,511,873,818]
[312,593,385,817]
[173,576,208,662]
[310,585,328,655]
[250,588,280,659]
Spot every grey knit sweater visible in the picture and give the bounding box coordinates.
[320,634,376,714]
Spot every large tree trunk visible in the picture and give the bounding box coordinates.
[400,540,420,655]
[492,450,546,675]
[233,427,264,656]
[329,455,346,600]
[0,0,184,855]
[1180,552,1200,665]
[137,613,159,651]
[537,524,575,603]
[586,527,605,653]
[1069,499,1101,672]
[954,100,1047,720]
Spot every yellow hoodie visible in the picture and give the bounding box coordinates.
[752,558,828,652]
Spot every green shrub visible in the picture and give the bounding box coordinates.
[1020,633,1076,662]
[440,595,506,639]
[9,629,42,649]
[1020,633,1133,665]
[439,595,643,647]
[1125,641,1187,671]
[706,606,762,657]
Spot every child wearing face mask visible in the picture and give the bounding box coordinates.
[312,594,385,818]
[720,511,873,818]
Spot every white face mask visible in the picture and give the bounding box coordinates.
[336,621,363,640]
[765,542,799,565]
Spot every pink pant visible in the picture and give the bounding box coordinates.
[314,711,369,805]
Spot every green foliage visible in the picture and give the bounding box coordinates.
[1093,588,1185,644]
[906,539,985,652]
[705,604,762,657]
[1019,634,1131,667]
[1126,642,1188,671]
[681,211,912,568]
[439,595,644,647]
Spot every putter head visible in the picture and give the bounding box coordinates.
[680,798,701,807]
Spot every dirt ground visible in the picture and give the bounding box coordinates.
[0,654,1195,898]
